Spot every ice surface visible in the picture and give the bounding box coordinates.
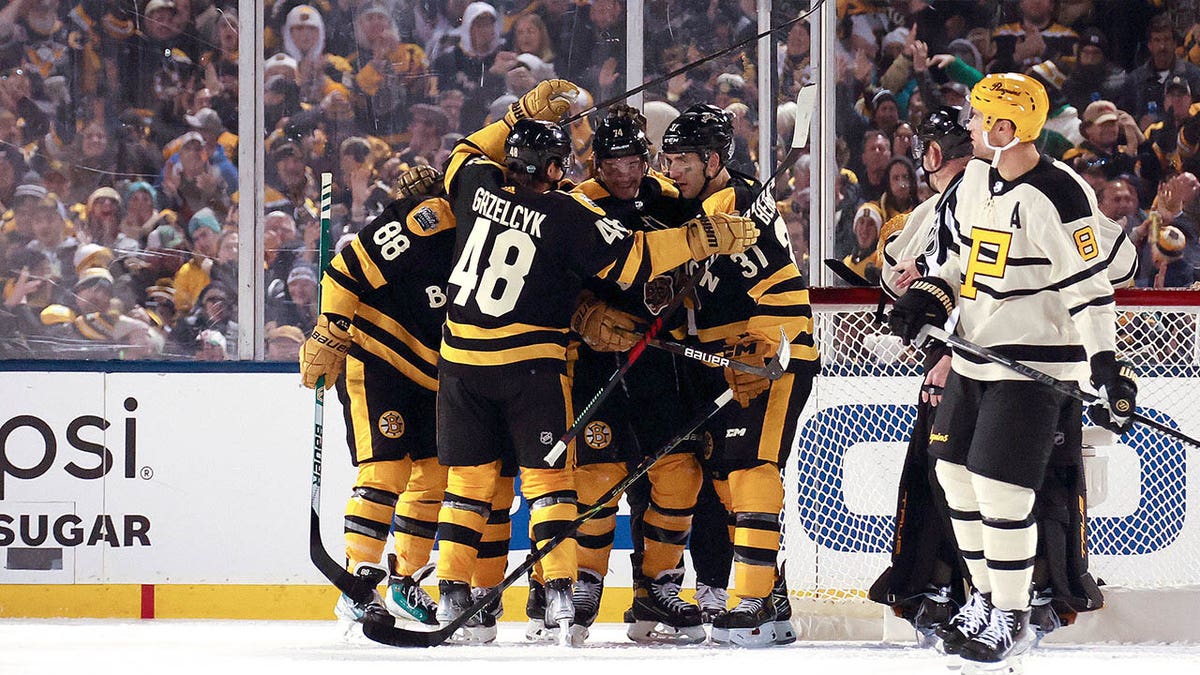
[0,621,1196,675]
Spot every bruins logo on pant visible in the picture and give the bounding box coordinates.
[584,420,613,449]
[378,411,406,439]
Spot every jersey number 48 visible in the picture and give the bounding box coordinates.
[449,217,536,317]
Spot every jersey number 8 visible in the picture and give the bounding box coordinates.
[373,221,411,261]
[449,217,537,317]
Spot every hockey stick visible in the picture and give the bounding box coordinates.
[824,257,875,287]
[308,173,378,604]
[917,324,1200,449]
[564,0,826,123]
[544,82,817,465]
[361,346,790,647]
[616,327,790,379]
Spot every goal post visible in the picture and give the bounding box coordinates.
[781,287,1200,643]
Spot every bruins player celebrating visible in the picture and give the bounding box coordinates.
[299,166,484,629]
[558,107,710,644]
[433,80,760,644]
[660,104,821,646]
[889,73,1136,667]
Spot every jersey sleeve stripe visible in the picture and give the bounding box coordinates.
[349,236,388,289]
[440,341,567,366]
[747,266,802,299]
[319,269,361,319]
[755,290,814,308]
[954,343,1087,366]
[351,329,439,391]
[1068,294,1114,316]
[445,318,569,340]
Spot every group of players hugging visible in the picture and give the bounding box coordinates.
[297,69,1138,669]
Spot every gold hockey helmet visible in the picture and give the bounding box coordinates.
[969,73,1049,144]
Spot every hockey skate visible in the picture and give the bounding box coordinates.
[437,580,496,644]
[935,591,991,655]
[525,578,557,642]
[626,568,706,645]
[770,574,798,645]
[384,563,438,626]
[959,607,1034,675]
[333,563,390,628]
[1027,591,1061,646]
[694,582,729,624]
[912,586,956,649]
[710,596,778,647]
[570,568,605,642]
[544,578,585,647]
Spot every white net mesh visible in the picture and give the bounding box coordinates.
[782,289,1200,627]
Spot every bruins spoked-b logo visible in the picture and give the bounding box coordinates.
[378,411,406,439]
[584,421,613,450]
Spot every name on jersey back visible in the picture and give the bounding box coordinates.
[472,187,547,238]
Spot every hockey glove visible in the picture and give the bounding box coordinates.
[1089,351,1137,433]
[300,314,352,389]
[608,103,647,130]
[570,293,642,352]
[684,213,760,259]
[505,79,580,125]
[886,276,955,346]
[723,333,775,408]
[390,164,443,200]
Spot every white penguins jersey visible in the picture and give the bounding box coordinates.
[936,156,1128,384]
[880,171,965,300]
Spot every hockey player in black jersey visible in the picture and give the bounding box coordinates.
[562,107,712,644]
[660,104,821,646]
[299,166,516,633]
[432,79,760,645]
[889,73,1137,668]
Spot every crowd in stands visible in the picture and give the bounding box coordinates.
[0,0,1198,361]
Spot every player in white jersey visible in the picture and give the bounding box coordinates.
[888,73,1138,667]
[874,105,1139,649]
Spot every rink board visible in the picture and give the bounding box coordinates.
[1,369,1197,643]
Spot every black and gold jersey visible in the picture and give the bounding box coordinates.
[440,121,699,374]
[320,196,456,391]
[686,169,819,370]
[572,171,698,323]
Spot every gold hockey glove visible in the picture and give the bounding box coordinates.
[506,79,580,124]
[390,164,444,200]
[684,213,760,259]
[723,334,775,408]
[571,293,641,352]
[300,314,352,389]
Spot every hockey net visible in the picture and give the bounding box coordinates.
[782,287,1200,640]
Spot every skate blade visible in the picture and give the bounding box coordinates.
[961,655,1024,675]
[710,623,778,648]
[441,624,497,645]
[773,619,797,645]
[916,627,944,651]
[626,620,707,645]
[526,619,558,643]
[569,624,589,647]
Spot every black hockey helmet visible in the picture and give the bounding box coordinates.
[660,103,734,164]
[504,118,572,177]
[912,105,973,167]
[592,115,650,163]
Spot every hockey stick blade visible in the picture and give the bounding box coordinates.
[824,258,874,287]
[790,84,818,149]
[363,387,738,648]
[918,324,1200,449]
[613,325,788,379]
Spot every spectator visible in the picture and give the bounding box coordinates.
[509,12,556,63]
[778,19,812,100]
[112,111,167,192]
[1062,26,1127,114]
[1098,177,1143,231]
[892,122,915,161]
[264,135,314,221]
[350,1,430,145]
[194,328,229,361]
[432,2,507,133]
[263,210,302,291]
[1143,76,1197,188]
[282,4,353,105]
[868,89,902,136]
[80,187,124,249]
[397,103,451,166]
[4,181,48,242]
[848,129,892,202]
[1026,60,1081,156]
[265,322,305,361]
[266,262,319,331]
[211,229,239,291]
[563,0,625,98]
[25,192,73,281]
[842,202,883,286]
[833,168,865,259]
[183,108,239,190]
[338,136,390,232]
[876,156,918,223]
[1065,100,1141,179]
[122,0,200,111]
[1138,172,1200,288]
[990,0,1078,73]
[438,88,467,134]
[173,207,222,314]
[45,267,157,359]
[1121,14,1200,123]
[173,281,238,357]
[161,132,231,223]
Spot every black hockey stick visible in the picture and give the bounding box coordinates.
[544,82,817,465]
[361,346,790,647]
[616,326,790,378]
[308,173,379,604]
[824,257,875,287]
[917,324,1200,449]
[564,0,826,122]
